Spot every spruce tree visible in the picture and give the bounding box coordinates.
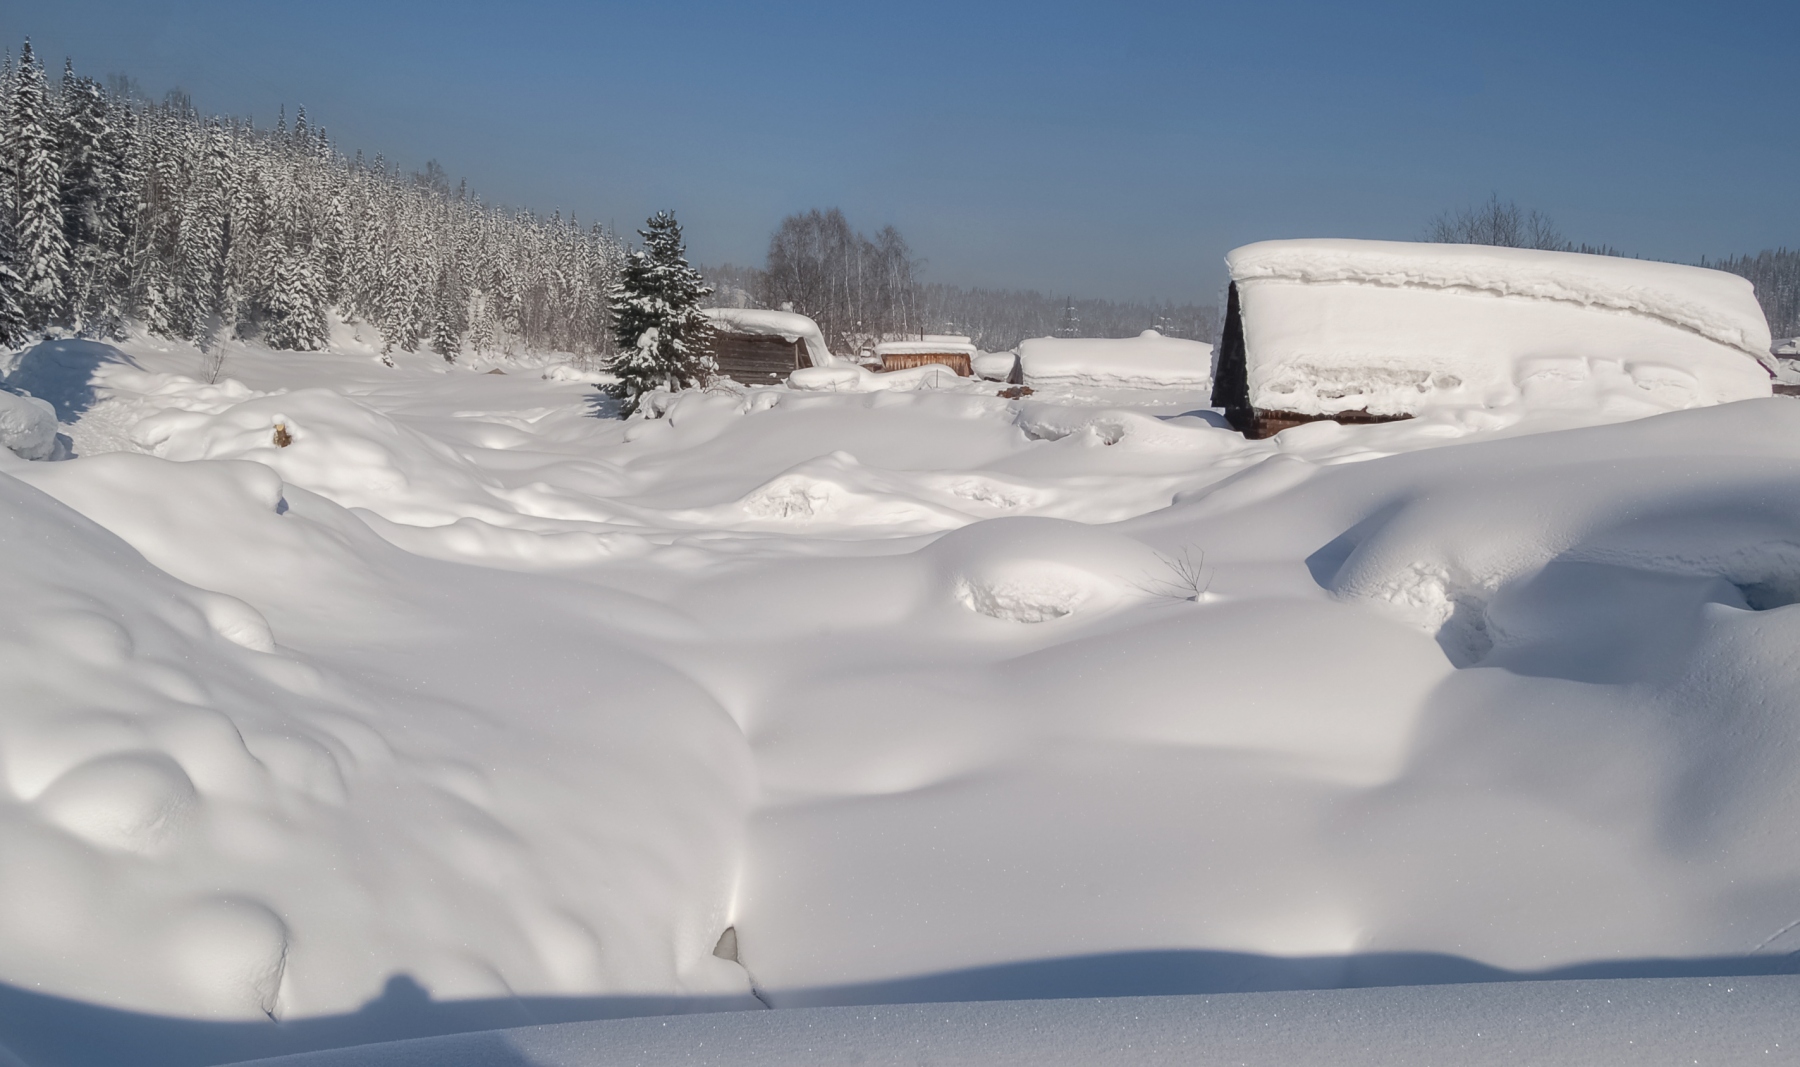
[428,260,463,362]
[604,211,714,415]
[11,42,70,329]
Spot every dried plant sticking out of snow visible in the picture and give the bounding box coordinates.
[1132,547,1212,602]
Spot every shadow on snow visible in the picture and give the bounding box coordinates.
[2,948,1797,1067]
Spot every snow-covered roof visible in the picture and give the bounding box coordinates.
[1224,239,1776,419]
[875,338,978,357]
[1228,239,1774,364]
[702,307,835,367]
[1018,330,1212,391]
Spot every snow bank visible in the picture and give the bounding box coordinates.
[787,363,980,393]
[7,330,1800,1066]
[1018,330,1213,390]
[0,389,58,460]
[702,308,835,367]
[0,456,756,1030]
[1226,239,1774,417]
[971,351,1019,381]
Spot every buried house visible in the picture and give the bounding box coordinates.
[1212,239,1779,438]
[702,307,835,384]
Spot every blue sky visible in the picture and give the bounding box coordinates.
[4,0,1796,302]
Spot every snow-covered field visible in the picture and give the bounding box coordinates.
[1,323,1798,1065]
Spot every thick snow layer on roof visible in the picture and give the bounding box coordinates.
[701,307,835,367]
[1018,330,1212,390]
[972,350,1019,380]
[1227,239,1774,417]
[1229,239,1774,360]
[875,338,978,357]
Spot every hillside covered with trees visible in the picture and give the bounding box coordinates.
[0,40,622,359]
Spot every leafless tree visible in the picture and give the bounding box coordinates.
[1426,194,1571,251]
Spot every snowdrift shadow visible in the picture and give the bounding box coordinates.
[0,974,759,1067]
[1162,407,1231,428]
[1,339,139,422]
[584,392,625,420]
[4,950,1798,1066]
[760,946,1800,1008]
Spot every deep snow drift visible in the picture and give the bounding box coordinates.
[0,324,1797,1065]
[1018,330,1213,391]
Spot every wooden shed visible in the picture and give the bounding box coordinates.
[701,308,833,385]
[1214,238,1778,439]
[874,335,977,376]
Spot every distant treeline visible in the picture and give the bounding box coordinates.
[1431,197,1798,342]
[704,207,1219,354]
[1703,250,1800,340]
[0,40,622,356]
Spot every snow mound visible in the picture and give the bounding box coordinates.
[703,307,835,367]
[788,363,980,393]
[0,460,755,1024]
[0,389,58,460]
[972,350,1019,380]
[1019,330,1213,390]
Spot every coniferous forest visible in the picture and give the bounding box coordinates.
[0,40,622,359]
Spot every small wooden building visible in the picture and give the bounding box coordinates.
[874,335,977,376]
[702,308,833,385]
[1214,238,1778,439]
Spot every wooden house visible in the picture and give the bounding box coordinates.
[1213,239,1778,439]
[702,308,834,385]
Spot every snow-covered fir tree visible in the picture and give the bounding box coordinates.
[10,42,70,330]
[0,40,622,356]
[605,211,715,415]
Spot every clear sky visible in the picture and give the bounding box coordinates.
[3,0,1796,303]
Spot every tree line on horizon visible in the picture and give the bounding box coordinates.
[703,207,1222,355]
[1428,196,1799,339]
[0,40,623,359]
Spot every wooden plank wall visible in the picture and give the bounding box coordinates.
[713,334,807,384]
[880,352,972,376]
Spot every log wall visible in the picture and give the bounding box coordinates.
[880,352,972,376]
[713,334,808,384]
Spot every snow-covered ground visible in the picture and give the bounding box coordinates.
[1,324,1798,1066]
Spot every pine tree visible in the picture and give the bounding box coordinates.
[604,211,714,415]
[11,42,70,329]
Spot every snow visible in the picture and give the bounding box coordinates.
[1018,330,1212,390]
[971,350,1019,380]
[873,335,978,358]
[216,977,1798,1066]
[701,308,836,367]
[1227,239,1775,417]
[0,388,57,459]
[1,319,1799,1065]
